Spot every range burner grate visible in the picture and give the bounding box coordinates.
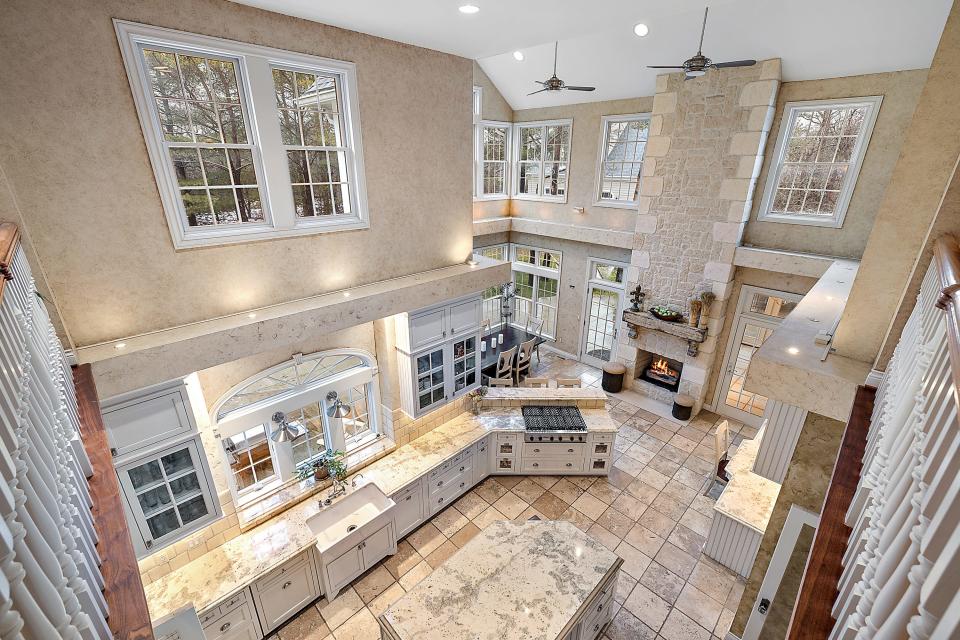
[521,405,587,431]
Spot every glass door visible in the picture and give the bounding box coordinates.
[451,335,478,396]
[414,347,446,414]
[119,437,217,551]
[714,287,801,427]
[581,284,622,368]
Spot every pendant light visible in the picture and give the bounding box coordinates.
[325,391,353,419]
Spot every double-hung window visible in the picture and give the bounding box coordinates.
[475,123,511,199]
[116,21,369,248]
[758,96,881,228]
[475,244,509,328]
[513,120,572,201]
[595,114,650,206]
[510,245,561,338]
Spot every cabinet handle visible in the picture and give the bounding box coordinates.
[438,497,444,504]
[145,540,153,549]
[566,463,573,467]
[532,463,539,468]
[437,480,444,487]
[459,466,465,472]
[534,448,540,453]
[282,580,292,590]
[220,622,231,632]
[597,602,603,611]
[405,495,412,501]
[594,623,600,632]
[568,448,574,453]
[459,482,465,488]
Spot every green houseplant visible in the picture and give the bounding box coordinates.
[296,449,346,483]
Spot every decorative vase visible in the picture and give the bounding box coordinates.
[689,299,703,327]
[313,467,329,482]
[471,398,482,415]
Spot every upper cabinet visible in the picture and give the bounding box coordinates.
[102,376,221,557]
[396,295,482,417]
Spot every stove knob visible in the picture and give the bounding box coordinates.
[549,436,555,442]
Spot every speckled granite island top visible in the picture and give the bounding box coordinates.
[380,520,622,640]
[144,406,616,622]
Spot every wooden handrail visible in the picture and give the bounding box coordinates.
[934,235,960,413]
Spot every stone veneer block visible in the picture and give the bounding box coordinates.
[649,114,663,136]
[655,74,669,93]
[727,200,752,223]
[739,79,780,107]
[712,222,745,244]
[719,178,752,201]
[703,261,735,283]
[631,251,650,269]
[736,155,763,179]
[635,215,658,235]
[759,58,782,81]
[640,176,664,196]
[747,106,775,132]
[652,92,678,114]
[642,158,657,177]
[728,131,766,156]
[644,135,671,157]
[637,195,652,214]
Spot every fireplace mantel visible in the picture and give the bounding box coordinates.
[622,309,708,356]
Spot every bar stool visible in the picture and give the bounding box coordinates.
[556,378,581,388]
[524,377,549,388]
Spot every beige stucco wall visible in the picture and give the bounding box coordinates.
[703,267,818,410]
[743,70,928,258]
[833,2,960,364]
[0,0,474,348]
[473,62,513,221]
[511,97,653,232]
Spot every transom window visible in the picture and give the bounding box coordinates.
[596,114,649,206]
[476,123,511,198]
[511,244,562,338]
[589,260,625,285]
[758,97,881,228]
[116,21,369,248]
[212,350,379,503]
[514,120,572,201]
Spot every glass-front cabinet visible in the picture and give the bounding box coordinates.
[412,337,479,415]
[117,435,219,554]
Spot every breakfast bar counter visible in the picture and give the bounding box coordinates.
[379,520,622,640]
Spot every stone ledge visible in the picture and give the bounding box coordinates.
[622,310,708,356]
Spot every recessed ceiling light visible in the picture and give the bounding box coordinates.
[787,347,800,355]
[513,50,524,61]
[343,291,351,298]
[115,342,127,350]
[633,23,649,37]
[459,4,479,14]
[247,312,257,319]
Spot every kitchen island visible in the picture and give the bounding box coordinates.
[379,520,622,640]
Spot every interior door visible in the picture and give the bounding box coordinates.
[716,316,778,426]
[581,284,622,368]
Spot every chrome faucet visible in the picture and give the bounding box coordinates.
[351,474,365,488]
[328,477,347,501]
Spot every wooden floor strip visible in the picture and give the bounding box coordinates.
[75,364,154,640]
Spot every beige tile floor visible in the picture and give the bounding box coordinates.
[270,352,750,640]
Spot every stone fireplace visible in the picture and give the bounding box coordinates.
[615,59,781,415]
[636,350,683,393]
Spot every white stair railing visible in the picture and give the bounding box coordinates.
[830,236,960,639]
[0,226,111,639]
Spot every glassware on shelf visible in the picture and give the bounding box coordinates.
[128,459,164,490]
[178,495,209,525]
[161,447,193,476]
[169,472,200,499]
[137,484,173,515]
[147,507,180,539]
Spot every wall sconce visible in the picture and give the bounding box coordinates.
[270,411,305,442]
[326,391,353,419]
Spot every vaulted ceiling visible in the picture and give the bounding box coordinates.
[229,0,952,109]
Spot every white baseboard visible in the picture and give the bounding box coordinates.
[864,368,884,388]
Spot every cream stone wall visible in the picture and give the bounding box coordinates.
[511,97,654,231]
[0,0,474,348]
[743,70,928,258]
[833,2,960,364]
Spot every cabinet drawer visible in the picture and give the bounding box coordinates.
[580,580,615,640]
[103,387,194,458]
[523,443,586,458]
[202,596,261,640]
[256,553,308,589]
[521,457,583,473]
[494,456,517,473]
[429,481,466,513]
[254,554,319,632]
[428,461,472,496]
[589,458,610,473]
[591,433,615,443]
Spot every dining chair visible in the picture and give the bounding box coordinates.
[514,337,538,384]
[488,377,513,388]
[524,377,549,388]
[495,345,517,382]
[556,378,581,388]
[704,420,731,496]
[525,315,545,363]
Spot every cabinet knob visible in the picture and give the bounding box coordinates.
[145,540,153,549]
[405,495,412,501]
[459,466,465,472]
[459,482,465,488]
[532,463,539,468]
[282,580,292,590]
[220,622,231,632]
[533,448,540,453]
[438,497,444,504]
[568,448,574,453]
[566,463,572,467]
[437,480,444,487]
[594,623,600,632]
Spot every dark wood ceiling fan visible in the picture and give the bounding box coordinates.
[648,7,756,79]
[529,42,596,96]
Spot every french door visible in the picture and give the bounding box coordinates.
[581,283,622,368]
[714,286,802,427]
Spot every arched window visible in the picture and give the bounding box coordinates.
[212,350,379,501]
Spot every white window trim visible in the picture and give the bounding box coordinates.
[757,96,882,229]
[474,120,512,202]
[472,85,483,125]
[511,118,573,203]
[593,113,651,209]
[587,258,628,288]
[510,244,561,338]
[115,20,370,249]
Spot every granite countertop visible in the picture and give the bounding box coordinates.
[380,520,621,640]
[144,407,617,622]
[714,429,780,533]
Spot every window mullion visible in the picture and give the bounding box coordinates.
[243,55,296,230]
[323,410,345,453]
[272,437,296,481]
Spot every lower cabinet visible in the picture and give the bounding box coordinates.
[252,550,321,634]
[391,479,425,539]
[474,435,491,484]
[198,589,262,640]
[319,522,398,600]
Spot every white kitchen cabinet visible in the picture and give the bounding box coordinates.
[117,435,220,556]
[252,551,320,634]
[473,436,491,485]
[391,479,425,539]
[396,295,482,418]
[200,589,262,640]
[587,433,614,475]
[102,379,196,459]
[319,522,397,601]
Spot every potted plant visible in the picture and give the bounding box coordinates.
[467,386,489,414]
[296,449,346,483]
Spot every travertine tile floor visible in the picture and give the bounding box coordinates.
[270,352,753,640]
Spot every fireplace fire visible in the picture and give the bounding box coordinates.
[636,350,684,393]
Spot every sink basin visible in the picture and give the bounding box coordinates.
[307,483,396,556]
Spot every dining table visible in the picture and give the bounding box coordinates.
[479,324,545,380]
